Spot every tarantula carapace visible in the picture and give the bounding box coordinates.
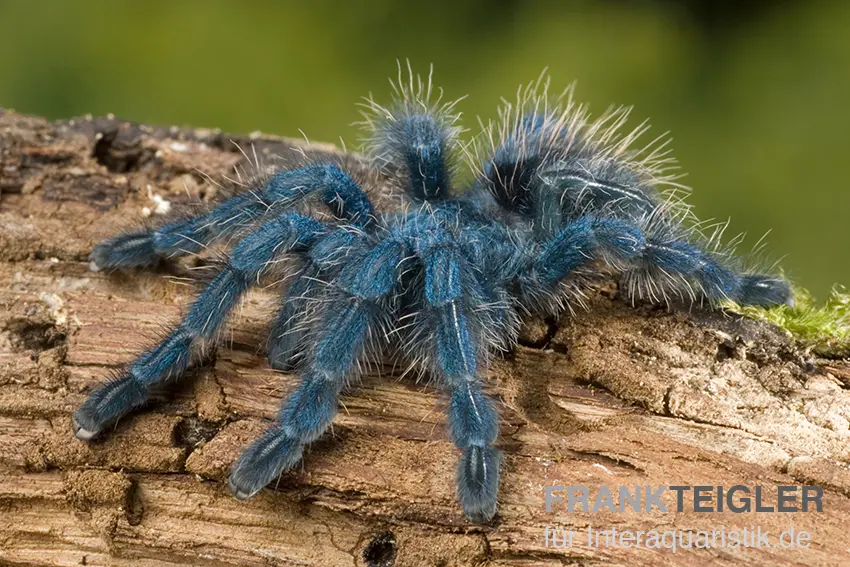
[73,67,791,523]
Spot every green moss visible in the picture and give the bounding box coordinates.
[726,286,850,357]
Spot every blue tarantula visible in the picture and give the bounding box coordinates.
[73,68,792,523]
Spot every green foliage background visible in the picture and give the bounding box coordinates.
[1,0,847,298]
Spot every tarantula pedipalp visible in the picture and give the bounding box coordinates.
[73,67,792,523]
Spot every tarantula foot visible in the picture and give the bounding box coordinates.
[228,475,261,501]
[738,275,794,308]
[87,247,109,272]
[457,445,502,524]
[228,428,304,500]
[72,374,148,441]
[71,413,101,440]
[89,231,159,271]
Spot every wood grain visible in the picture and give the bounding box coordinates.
[2,109,849,566]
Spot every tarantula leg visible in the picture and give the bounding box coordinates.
[733,275,794,307]
[73,212,324,440]
[229,240,407,499]
[226,369,339,500]
[522,215,793,308]
[266,263,320,371]
[394,112,454,200]
[448,378,501,524]
[417,232,502,523]
[479,113,556,216]
[89,163,374,270]
[361,65,462,201]
[267,228,364,371]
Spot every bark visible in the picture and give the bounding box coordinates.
[1,109,850,567]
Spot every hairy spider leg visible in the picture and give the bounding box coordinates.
[416,227,501,523]
[367,97,458,201]
[394,112,454,200]
[518,216,792,309]
[263,170,378,369]
[228,239,407,499]
[73,212,325,440]
[89,164,374,270]
[266,228,363,370]
[265,263,322,371]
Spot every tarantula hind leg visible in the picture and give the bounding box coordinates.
[523,215,792,308]
[73,212,324,439]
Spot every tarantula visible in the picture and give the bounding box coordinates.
[73,67,792,523]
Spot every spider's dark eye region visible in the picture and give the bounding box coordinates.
[399,114,451,200]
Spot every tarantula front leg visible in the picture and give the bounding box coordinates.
[520,215,793,308]
[360,64,462,202]
[73,212,324,439]
[417,232,501,523]
[228,239,408,499]
[89,163,374,270]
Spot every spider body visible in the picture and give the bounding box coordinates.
[74,68,792,523]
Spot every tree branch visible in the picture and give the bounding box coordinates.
[2,109,849,566]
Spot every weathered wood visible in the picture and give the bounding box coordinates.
[1,109,849,566]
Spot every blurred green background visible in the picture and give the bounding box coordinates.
[0,0,847,298]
